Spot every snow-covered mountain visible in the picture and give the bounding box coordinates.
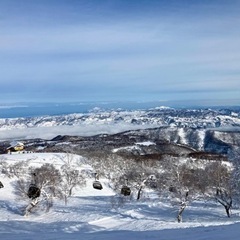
[0,107,240,131]
[0,107,240,157]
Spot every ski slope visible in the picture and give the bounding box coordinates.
[1,152,240,240]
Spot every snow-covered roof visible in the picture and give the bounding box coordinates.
[7,141,24,149]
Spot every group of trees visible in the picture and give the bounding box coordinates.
[1,149,240,222]
[157,159,232,221]
[0,154,86,216]
[88,149,237,222]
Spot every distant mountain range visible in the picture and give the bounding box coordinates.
[1,107,239,158]
[0,106,240,131]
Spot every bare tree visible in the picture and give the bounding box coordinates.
[167,163,192,223]
[0,159,10,177]
[205,161,232,217]
[215,188,232,218]
[229,148,240,207]
[23,163,63,216]
[57,153,87,205]
[9,160,30,179]
[61,165,86,205]
[157,158,206,222]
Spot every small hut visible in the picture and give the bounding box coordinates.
[7,141,24,153]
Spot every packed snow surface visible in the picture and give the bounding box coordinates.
[1,153,240,240]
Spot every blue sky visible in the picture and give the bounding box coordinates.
[0,0,240,106]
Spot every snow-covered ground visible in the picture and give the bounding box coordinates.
[1,153,240,240]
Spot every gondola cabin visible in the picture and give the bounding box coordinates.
[121,186,131,196]
[93,181,103,190]
[27,184,41,199]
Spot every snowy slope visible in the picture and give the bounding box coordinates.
[1,153,240,239]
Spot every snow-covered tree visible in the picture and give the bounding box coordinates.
[157,158,207,222]
[25,163,63,215]
[9,160,30,179]
[204,161,232,217]
[58,153,87,205]
[11,162,63,216]
[61,166,86,205]
[229,148,240,206]
[0,159,9,177]
[121,168,158,200]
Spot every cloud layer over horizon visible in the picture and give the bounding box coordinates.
[0,0,240,106]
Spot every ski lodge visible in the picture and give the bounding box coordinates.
[7,142,24,153]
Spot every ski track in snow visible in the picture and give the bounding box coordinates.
[1,153,240,239]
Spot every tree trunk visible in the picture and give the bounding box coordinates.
[225,205,231,218]
[137,186,143,200]
[177,203,186,223]
[69,187,73,197]
[216,196,232,218]
[24,199,40,216]
[64,195,68,206]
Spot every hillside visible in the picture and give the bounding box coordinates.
[1,153,240,240]
[1,107,240,239]
[1,126,236,160]
[1,106,240,159]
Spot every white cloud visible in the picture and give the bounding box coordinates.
[0,123,159,141]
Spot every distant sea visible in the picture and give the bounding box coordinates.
[0,102,168,118]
